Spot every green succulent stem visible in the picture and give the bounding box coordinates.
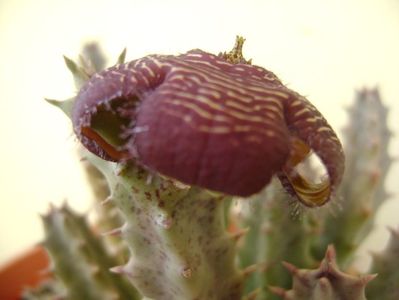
[87,153,243,299]
[42,205,139,300]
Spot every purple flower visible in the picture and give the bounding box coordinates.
[72,47,344,207]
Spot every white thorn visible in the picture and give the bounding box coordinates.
[101,196,113,206]
[131,125,149,133]
[155,214,173,229]
[109,265,126,274]
[101,227,123,237]
[171,180,190,190]
[146,174,153,185]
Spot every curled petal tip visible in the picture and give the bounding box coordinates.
[278,103,344,207]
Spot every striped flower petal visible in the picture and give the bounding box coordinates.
[72,43,344,206]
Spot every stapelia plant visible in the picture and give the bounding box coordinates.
[36,38,398,300]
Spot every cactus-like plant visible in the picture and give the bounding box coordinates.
[29,38,398,300]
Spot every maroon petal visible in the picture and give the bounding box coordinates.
[72,49,344,204]
[278,93,345,206]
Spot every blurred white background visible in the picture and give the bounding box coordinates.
[0,0,398,271]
